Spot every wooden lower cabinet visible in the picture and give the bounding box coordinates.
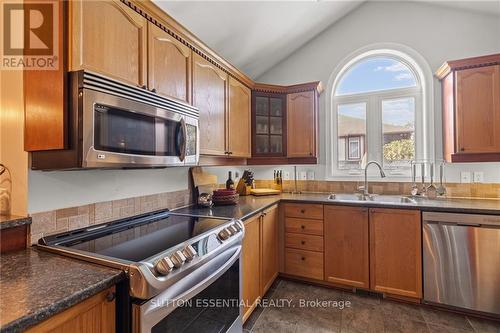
[242,214,261,322]
[242,205,279,322]
[261,205,279,295]
[26,287,115,333]
[324,206,369,289]
[369,208,422,299]
[285,248,323,280]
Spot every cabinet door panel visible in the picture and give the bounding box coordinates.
[456,65,500,153]
[148,23,191,103]
[228,77,251,157]
[25,287,115,333]
[287,91,316,157]
[369,208,422,299]
[242,214,261,322]
[70,0,147,86]
[261,205,278,295]
[193,53,227,156]
[324,206,369,288]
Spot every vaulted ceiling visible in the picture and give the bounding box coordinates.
[153,1,500,80]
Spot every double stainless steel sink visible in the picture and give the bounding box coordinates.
[326,193,418,204]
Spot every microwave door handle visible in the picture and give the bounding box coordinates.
[178,118,187,162]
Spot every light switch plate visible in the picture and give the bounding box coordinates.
[300,171,307,180]
[473,171,484,183]
[460,171,471,183]
[307,171,315,180]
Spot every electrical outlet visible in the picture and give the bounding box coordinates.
[307,171,315,180]
[473,171,484,183]
[284,171,290,180]
[300,171,307,180]
[460,171,471,183]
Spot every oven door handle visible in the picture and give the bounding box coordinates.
[136,245,241,333]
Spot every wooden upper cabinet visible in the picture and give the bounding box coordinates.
[69,0,147,87]
[456,65,500,154]
[261,205,279,295]
[369,208,422,299]
[437,54,500,162]
[148,23,191,103]
[24,0,66,151]
[242,214,261,323]
[193,53,228,156]
[324,206,369,289]
[228,77,251,157]
[287,91,317,158]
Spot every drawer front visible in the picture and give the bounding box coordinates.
[285,233,324,252]
[285,248,324,280]
[285,218,324,236]
[284,204,323,220]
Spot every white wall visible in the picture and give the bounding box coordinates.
[28,168,189,213]
[256,1,500,183]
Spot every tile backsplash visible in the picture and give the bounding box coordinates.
[254,180,500,199]
[30,189,192,245]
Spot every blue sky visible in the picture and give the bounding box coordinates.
[336,57,417,95]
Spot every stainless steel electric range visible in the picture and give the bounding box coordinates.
[38,210,244,333]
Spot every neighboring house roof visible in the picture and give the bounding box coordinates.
[338,115,413,137]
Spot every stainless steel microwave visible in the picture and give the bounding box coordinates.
[31,70,199,170]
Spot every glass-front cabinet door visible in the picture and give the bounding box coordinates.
[252,93,286,157]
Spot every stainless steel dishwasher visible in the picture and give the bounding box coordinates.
[423,212,500,316]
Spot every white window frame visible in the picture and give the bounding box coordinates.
[325,45,434,181]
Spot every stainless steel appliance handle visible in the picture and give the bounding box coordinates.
[178,118,187,162]
[136,245,241,333]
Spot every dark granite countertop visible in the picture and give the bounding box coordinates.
[0,215,31,230]
[172,193,500,219]
[0,248,125,333]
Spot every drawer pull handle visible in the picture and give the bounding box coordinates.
[301,225,305,229]
[301,241,305,245]
[301,257,305,261]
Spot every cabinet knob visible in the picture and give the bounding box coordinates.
[301,257,305,261]
[300,225,305,229]
[300,209,305,214]
[301,240,305,245]
[460,147,465,151]
[106,291,116,302]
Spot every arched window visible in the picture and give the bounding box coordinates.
[331,52,427,177]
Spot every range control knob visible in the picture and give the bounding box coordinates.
[218,229,231,241]
[228,225,239,234]
[171,250,186,268]
[233,223,242,232]
[155,257,174,275]
[183,245,197,262]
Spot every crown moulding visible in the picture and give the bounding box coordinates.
[253,81,324,95]
[435,53,500,80]
[125,0,324,95]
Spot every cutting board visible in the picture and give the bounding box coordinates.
[190,167,218,196]
[250,188,281,196]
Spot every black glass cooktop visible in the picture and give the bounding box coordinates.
[42,211,231,262]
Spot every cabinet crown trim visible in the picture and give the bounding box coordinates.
[435,53,500,79]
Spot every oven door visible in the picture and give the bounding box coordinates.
[82,89,188,168]
[132,245,242,333]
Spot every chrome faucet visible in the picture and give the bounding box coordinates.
[362,161,386,197]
